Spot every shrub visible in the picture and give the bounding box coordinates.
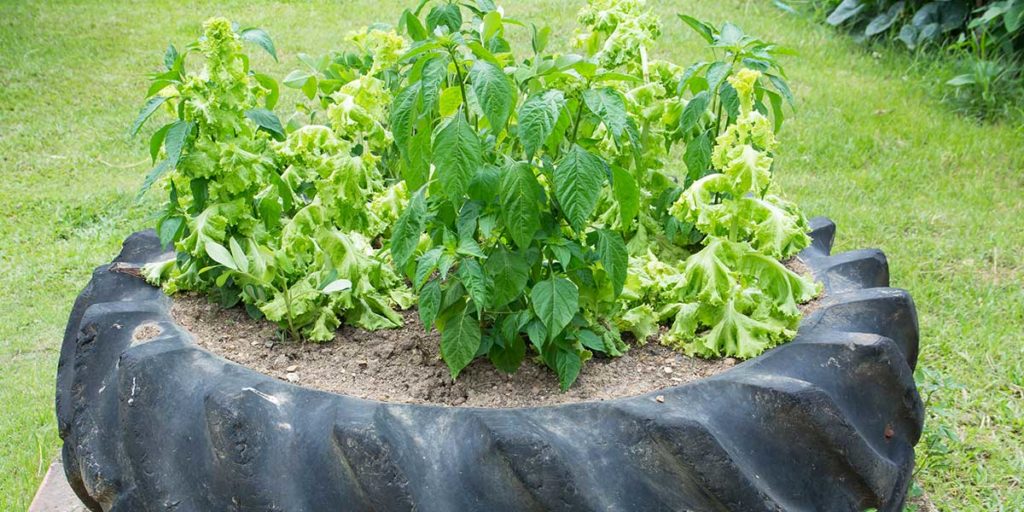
[812,0,1024,122]
[135,1,817,389]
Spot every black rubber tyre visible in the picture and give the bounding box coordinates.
[56,217,923,512]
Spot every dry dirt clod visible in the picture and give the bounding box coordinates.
[285,365,298,373]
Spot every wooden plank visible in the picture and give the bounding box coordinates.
[28,461,88,512]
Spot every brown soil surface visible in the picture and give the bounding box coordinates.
[171,258,821,408]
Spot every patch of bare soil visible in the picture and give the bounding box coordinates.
[171,258,821,408]
[906,490,938,512]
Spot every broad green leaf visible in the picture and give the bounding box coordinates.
[765,90,785,132]
[139,159,173,201]
[283,69,314,89]
[530,276,578,339]
[163,44,178,70]
[391,189,427,268]
[684,130,713,183]
[489,333,526,373]
[526,318,547,352]
[678,14,715,43]
[768,74,794,107]
[418,54,449,115]
[205,241,238,271]
[130,96,168,137]
[827,0,865,26]
[484,245,530,308]
[228,237,249,273]
[157,216,183,248]
[470,59,514,130]
[392,82,422,153]
[401,9,429,40]
[1007,2,1024,32]
[531,24,551,54]
[865,2,904,35]
[419,279,442,329]
[468,164,500,202]
[427,3,462,33]
[554,145,606,231]
[611,166,639,227]
[244,108,285,140]
[438,86,464,117]
[148,123,172,162]
[719,83,740,119]
[458,259,490,313]
[718,22,745,46]
[433,113,482,200]
[239,28,278,62]
[555,349,582,390]
[499,162,542,248]
[482,10,503,41]
[415,247,443,289]
[517,90,564,158]
[576,329,609,353]
[146,79,174,99]
[466,40,501,66]
[583,88,628,140]
[253,73,280,109]
[164,121,193,163]
[680,90,710,133]
[137,120,193,200]
[440,304,481,379]
[456,236,486,258]
[593,229,628,297]
[391,82,423,171]
[705,61,731,93]
[322,279,353,294]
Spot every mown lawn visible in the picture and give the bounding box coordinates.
[1,0,1021,509]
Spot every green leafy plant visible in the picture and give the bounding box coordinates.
[134,1,817,390]
[811,0,1024,124]
[823,0,971,49]
[382,0,814,388]
[135,18,412,342]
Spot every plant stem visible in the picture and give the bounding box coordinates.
[282,284,299,341]
[570,92,587,144]
[448,47,473,125]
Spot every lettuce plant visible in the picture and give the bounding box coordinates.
[136,18,412,341]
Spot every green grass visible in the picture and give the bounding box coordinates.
[1,0,1021,509]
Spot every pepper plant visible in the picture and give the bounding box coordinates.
[383,0,813,388]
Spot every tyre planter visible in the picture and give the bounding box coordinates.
[56,217,923,512]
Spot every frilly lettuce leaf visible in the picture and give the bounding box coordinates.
[737,249,820,319]
[679,238,736,305]
[691,292,790,358]
[746,195,812,259]
[618,304,659,343]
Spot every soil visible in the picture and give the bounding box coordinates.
[171,258,822,408]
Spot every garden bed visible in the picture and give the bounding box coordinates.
[170,258,821,408]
